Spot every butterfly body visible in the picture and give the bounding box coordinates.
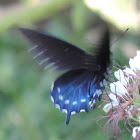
[19,27,110,124]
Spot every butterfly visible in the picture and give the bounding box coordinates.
[19,27,111,125]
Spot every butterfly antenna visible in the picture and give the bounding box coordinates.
[110,28,129,46]
[115,60,123,69]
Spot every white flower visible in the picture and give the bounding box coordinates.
[123,68,136,76]
[114,69,129,85]
[110,81,129,97]
[103,103,112,113]
[102,50,140,138]
[129,50,140,70]
[103,81,129,113]
[132,126,140,139]
[103,93,119,113]
[127,105,135,119]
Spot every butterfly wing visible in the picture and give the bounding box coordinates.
[19,28,95,71]
[19,27,110,124]
[51,69,98,124]
[94,27,110,71]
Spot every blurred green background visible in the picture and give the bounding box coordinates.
[0,0,140,139]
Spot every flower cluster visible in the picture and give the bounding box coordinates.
[102,50,140,139]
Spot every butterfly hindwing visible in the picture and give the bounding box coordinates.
[51,69,98,124]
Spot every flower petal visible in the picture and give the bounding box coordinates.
[103,101,118,113]
[129,58,135,70]
[129,50,140,70]
[108,93,119,103]
[114,69,129,85]
[132,126,140,138]
[110,81,128,97]
[136,50,140,59]
[123,68,136,76]
[103,103,112,113]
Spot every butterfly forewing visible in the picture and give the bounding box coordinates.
[19,28,95,71]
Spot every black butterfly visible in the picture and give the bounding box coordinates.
[19,27,110,124]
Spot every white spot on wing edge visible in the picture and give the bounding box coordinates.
[81,99,86,102]
[28,45,38,53]
[89,100,96,108]
[50,96,54,103]
[65,100,70,104]
[93,93,96,98]
[55,104,60,110]
[89,101,92,106]
[73,101,77,105]
[96,89,102,96]
[80,109,85,112]
[103,79,107,85]
[62,109,67,114]
[71,111,76,115]
[57,87,60,93]
[93,99,96,104]
[59,95,63,100]
[33,50,46,59]
[99,82,104,87]
[44,62,55,70]
[39,58,49,65]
